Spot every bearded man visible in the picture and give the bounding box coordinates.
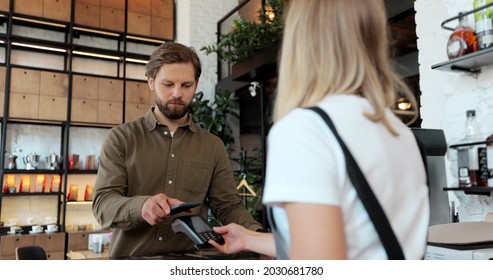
[92,43,262,257]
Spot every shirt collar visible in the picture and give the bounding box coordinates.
[144,107,199,133]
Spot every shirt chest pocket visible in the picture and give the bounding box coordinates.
[181,160,213,195]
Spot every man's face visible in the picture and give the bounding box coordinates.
[147,62,198,120]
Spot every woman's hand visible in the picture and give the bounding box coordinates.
[209,223,248,254]
[210,223,277,257]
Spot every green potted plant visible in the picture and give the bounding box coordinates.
[191,91,267,223]
[190,89,240,225]
[190,89,239,148]
[201,0,287,64]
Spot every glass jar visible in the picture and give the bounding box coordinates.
[447,12,478,59]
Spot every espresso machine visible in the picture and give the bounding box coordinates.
[411,128,450,226]
[412,128,493,260]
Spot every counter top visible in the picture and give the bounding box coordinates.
[67,250,109,260]
[111,248,260,260]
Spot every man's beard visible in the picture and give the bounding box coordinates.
[156,97,191,120]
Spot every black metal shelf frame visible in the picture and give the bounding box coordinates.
[7,13,167,70]
[443,187,493,196]
[2,191,62,197]
[12,11,171,44]
[5,118,66,126]
[0,11,9,32]
[441,2,493,31]
[0,0,176,246]
[67,169,98,175]
[68,122,114,129]
[11,13,69,32]
[3,169,65,175]
[449,140,493,149]
[445,140,493,196]
[431,47,493,74]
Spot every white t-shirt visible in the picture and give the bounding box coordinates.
[262,95,430,259]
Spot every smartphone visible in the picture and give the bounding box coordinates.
[171,215,225,249]
[170,201,201,215]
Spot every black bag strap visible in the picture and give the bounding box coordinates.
[307,106,405,260]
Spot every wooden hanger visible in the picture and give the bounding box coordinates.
[236,175,256,197]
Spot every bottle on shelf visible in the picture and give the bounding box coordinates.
[474,0,493,50]
[447,12,478,59]
[457,110,483,187]
[485,125,493,187]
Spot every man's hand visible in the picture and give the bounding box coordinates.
[141,193,184,225]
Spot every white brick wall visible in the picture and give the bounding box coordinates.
[176,0,238,101]
[416,0,493,221]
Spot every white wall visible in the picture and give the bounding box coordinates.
[175,0,238,101]
[416,0,493,221]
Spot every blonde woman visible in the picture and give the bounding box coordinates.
[210,0,429,259]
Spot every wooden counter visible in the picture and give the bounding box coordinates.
[0,232,65,260]
[66,250,109,260]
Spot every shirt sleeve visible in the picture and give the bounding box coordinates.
[206,139,263,231]
[262,108,346,207]
[92,128,149,230]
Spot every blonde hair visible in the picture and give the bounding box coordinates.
[274,0,417,135]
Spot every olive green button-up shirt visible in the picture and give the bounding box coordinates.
[93,108,262,257]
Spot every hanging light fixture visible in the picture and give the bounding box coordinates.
[72,50,121,60]
[396,97,412,111]
[249,81,259,97]
[12,42,67,53]
[13,16,67,28]
[125,57,148,64]
[265,7,275,21]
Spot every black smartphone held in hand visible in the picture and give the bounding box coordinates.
[170,201,201,215]
[171,215,225,249]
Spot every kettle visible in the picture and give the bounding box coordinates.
[46,153,62,170]
[23,153,40,170]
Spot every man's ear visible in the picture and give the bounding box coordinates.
[194,79,200,92]
[147,77,154,91]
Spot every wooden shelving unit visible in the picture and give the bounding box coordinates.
[0,0,175,259]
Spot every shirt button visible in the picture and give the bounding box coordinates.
[168,180,173,185]
[164,131,168,135]
[171,154,175,158]
[158,237,163,241]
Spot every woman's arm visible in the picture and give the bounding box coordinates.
[284,203,347,259]
[210,223,276,257]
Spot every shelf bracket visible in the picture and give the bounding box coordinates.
[450,65,481,75]
[443,187,492,196]
[464,190,492,196]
